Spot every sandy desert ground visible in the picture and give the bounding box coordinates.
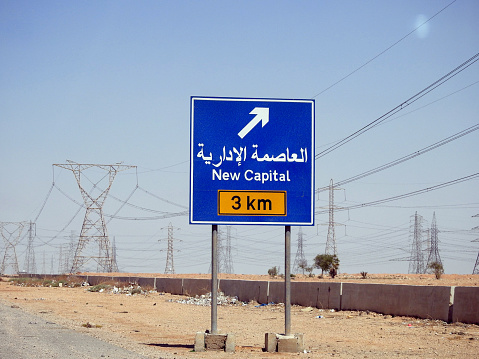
[0,273,478,358]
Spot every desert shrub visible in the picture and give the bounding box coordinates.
[360,271,368,279]
[428,262,444,279]
[268,266,279,278]
[329,268,338,279]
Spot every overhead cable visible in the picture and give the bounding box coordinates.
[316,123,479,192]
[311,0,457,98]
[315,52,479,160]
[106,185,139,224]
[33,205,84,248]
[137,186,188,209]
[315,173,479,215]
[104,211,189,221]
[33,183,54,223]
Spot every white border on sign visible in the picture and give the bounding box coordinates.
[190,96,315,225]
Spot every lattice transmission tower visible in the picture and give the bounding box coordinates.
[472,214,479,274]
[160,223,181,274]
[54,161,136,273]
[62,231,77,274]
[325,179,343,256]
[408,212,426,274]
[41,251,46,275]
[58,245,64,274]
[223,226,234,274]
[208,226,234,274]
[111,236,119,272]
[293,227,307,274]
[1,221,27,275]
[24,221,37,274]
[426,212,442,270]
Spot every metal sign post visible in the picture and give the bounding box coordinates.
[211,225,218,335]
[285,225,291,336]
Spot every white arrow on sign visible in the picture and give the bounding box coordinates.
[238,107,269,139]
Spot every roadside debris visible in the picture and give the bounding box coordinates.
[255,302,276,307]
[169,292,245,306]
[301,306,314,312]
[86,283,156,296]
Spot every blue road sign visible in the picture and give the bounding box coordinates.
[190,96,315,225]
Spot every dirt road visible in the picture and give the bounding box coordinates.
[0,301,150,359]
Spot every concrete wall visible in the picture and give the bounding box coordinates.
[86,275,114,286]
[267,281,284,304]
[137,277,155,289]
[264,281,341,309]
[341,283,452,321]
[155,278,183,295]
[182,278,211,296]
[451,286,479,324]
[292,282,341,310]
[219,279,268,304]
[25,274,478,324]
[112,276,131,285]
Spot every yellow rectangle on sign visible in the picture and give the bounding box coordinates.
[218,190,287,216]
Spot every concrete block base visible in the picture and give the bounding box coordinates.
[194,332,235,352]
[264,333,304,353]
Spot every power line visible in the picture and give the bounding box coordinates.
[316,123,479,193]
[54,181,188,221]
[137,186,188,209]
[380,80,479,126]
[33,183,54,223]
[311,0,457,98]
[315,173,479,215]
[315,52,479,160]
[104,211,188,221]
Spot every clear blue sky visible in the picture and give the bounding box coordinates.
[1,0,478,275]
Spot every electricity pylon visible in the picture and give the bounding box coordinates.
[58,245,64,274]
[208,226,234,274]
[408,212,426,274]
[54,161,136,273]
[472,214,479,274]
[24,221,37,274]
[325,179,343,256]
[0,221,27,275]
[223,226,234,274]
[293,227,307,274]
[426,212,442,270]
[62,231,77,274]
[111,236,119,272]
[160,222,181,274]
